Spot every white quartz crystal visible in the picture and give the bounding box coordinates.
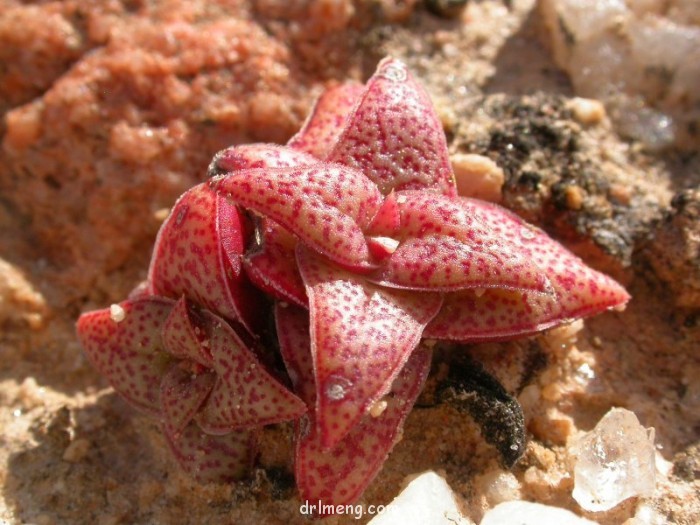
[480,501,599,525]
[539,0,700,149]
[571,407,656,512]
[368,471,472,525]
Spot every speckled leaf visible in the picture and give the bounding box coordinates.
[287,82,364,158]
[366,191,401,237]
[243,219,307,308]
[208,143,318,178]
[76,296,175,417]
[195,309,306,434]
[160,364,216,439]
[161,297,212,367]
[327,57,456,196]
[294,342,433,510]
[423,288,565,341]
[165,421,256,483]
[211,163,382,270]
[147,183,263,332]
[297,246,442,449]
[371,192,551,293]
[275,303,315,404]
[466,199,630,317]
[208,143,315,308]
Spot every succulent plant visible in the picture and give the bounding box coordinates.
[76,57,629,511]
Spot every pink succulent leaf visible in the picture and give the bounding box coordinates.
[327,57,456,196]
[287,82,364,159]
[370,191,552,293]
[297,246,442,449]
[147,183,263,333]
[243,219,308,308]
[276,303,433,508]
[297,344,433,510]
[76,296,175,417]
[194,309,306,434]
[208,143,318,177]
[275,302,316,405]
[366,191,401,237]
[211,163,383,270]
[161,296,213,367]
[467,199,631,315]
[160,364,216,440]
[423,288,565,341]
[164,421,257,483]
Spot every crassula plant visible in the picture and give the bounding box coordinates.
[77,57,630,510]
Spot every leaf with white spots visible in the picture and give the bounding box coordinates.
[160,364,216,439]
[147,183,264,333]
[295,343,433,510]
[76,296,175,417]
[211,163,383,270]
[297,246,442,449]
[165,422,256,483]
[287,82,365,159]
[194,309,307,434]
[327,57,456,196]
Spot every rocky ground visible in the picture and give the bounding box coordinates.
[0,1,698,524]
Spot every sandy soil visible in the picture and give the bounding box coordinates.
[0,1,698,524]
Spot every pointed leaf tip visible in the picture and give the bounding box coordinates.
[212,163,383,270]
[297,247,441,449]
[328,57,456,196]
[295,345,433,509]
[76,296,175,417]
[194,309,307,434]
[287,82,364,159]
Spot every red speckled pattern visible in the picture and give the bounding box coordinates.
[147,183,261,332]
[297,246,442,449]
[327,57,456,196]
[160,365,216,439]
[371,191,550,292]
[287,82,364,159]
[195,309,306,434]
[276,307,432,510]
[164,422,256,483]
[210,143,316,309]
[161,297,212,367]
[211,143,318,173]
[466,199,630,316]
[212,163,383,270]
[366,191,401,237]
[76,296,175,417]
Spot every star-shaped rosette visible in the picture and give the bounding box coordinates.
[77,56,630,507]
[76,294,306,482]
[208,57,630,504]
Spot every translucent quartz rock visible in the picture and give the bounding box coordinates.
[481,501,599,525]
[368,471,472,525]
[571,408,656,512]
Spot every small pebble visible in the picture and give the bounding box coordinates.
[63,438,91,463]
[567,97,606,126]
[451,153,504,203]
